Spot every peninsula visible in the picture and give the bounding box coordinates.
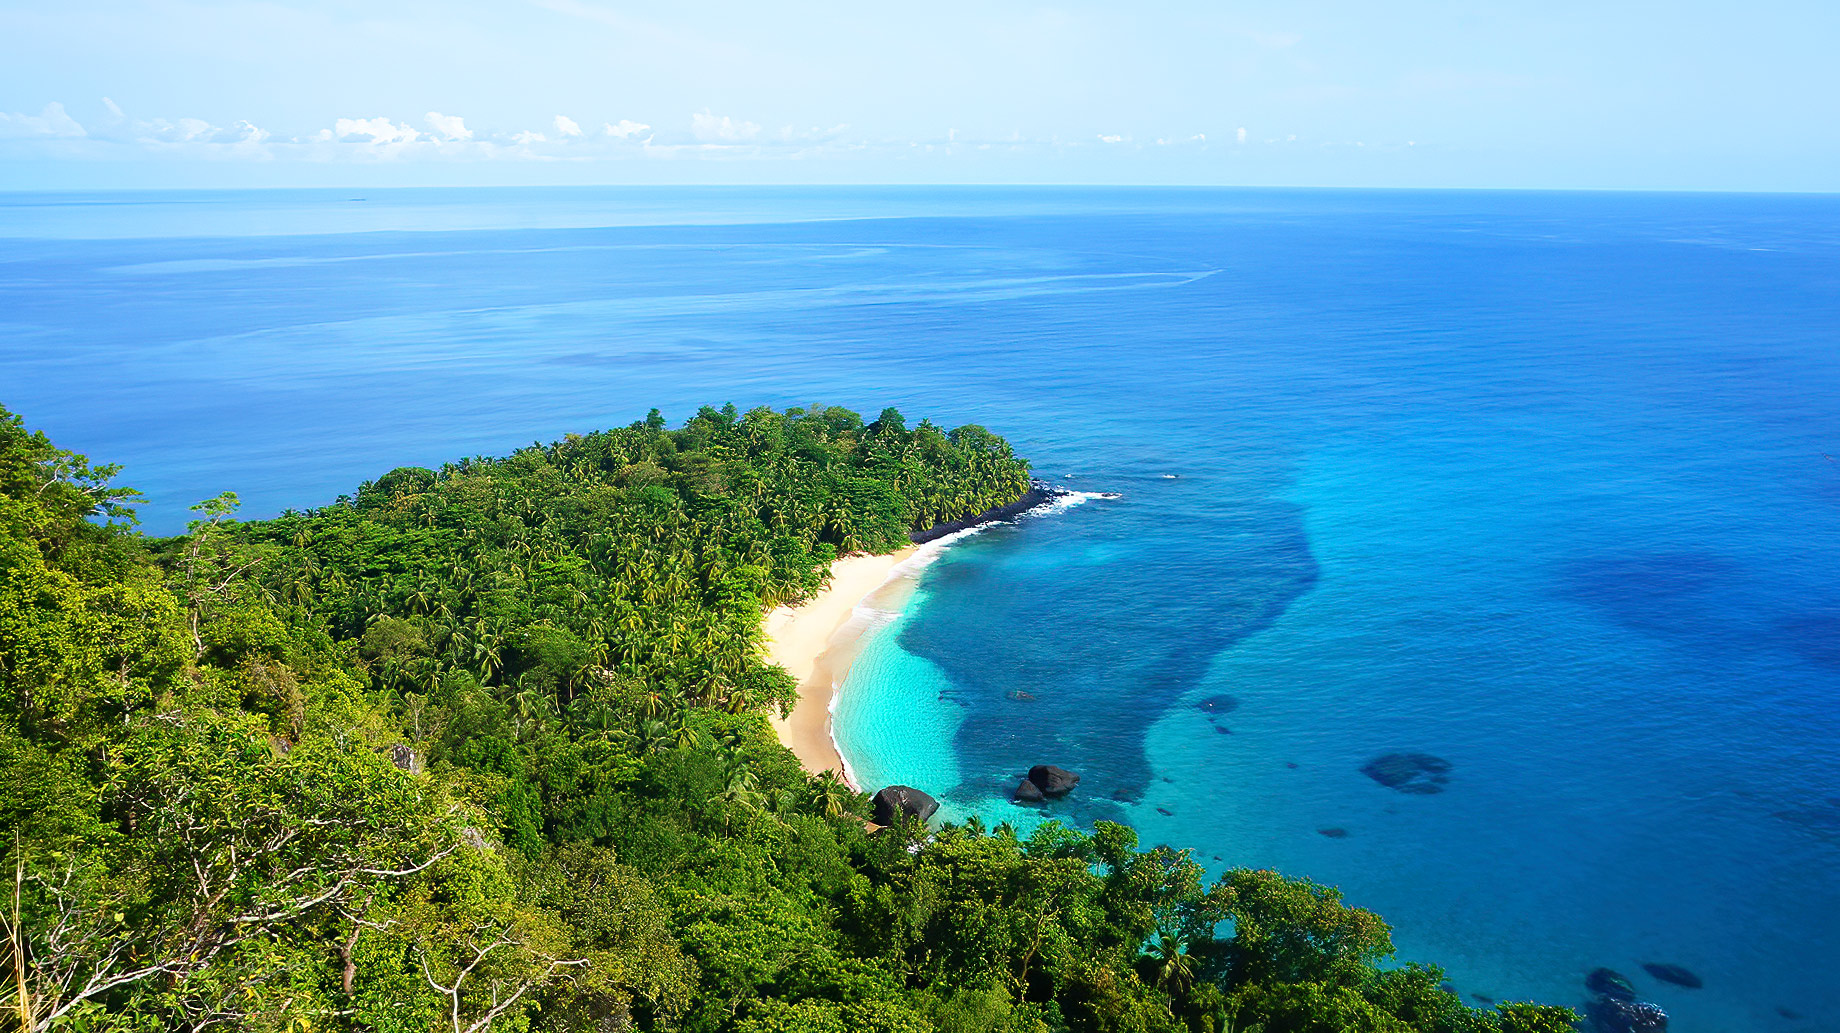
[0,401,1579,1033]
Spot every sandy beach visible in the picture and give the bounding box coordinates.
[766,549,917,781]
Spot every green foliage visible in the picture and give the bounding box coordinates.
[0,402,1577,1033]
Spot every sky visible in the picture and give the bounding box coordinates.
[0,0,1835,191]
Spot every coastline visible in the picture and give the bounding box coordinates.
[765,550,917,781]
[766,484,1095,785]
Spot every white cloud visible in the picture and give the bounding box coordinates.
[102,97,125,120]
[691,110,759,142]
[513,129,547,145]
[553,114,583,137]
[1236,127,1248,144]
[604,119,650,139]
[1097,133,1124,144]
[426,112,473,141]
[0,101,86,139]
[332,117,420,144]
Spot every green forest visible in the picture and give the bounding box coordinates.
[0,401,1577,1033]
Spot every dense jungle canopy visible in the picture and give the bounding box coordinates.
[0,402,1576,1033]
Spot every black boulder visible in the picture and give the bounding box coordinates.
[1028,765,1080,798]
[871,785,939,827]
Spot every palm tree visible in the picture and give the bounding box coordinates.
[1146,928,1196,999]
[810,772,853,819]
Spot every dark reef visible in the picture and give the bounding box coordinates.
[1586,968,1636,1002]
[1362,752,1453,794]
[1640,964,1702,989]
[902,478,1319,806]
[1587,997,1668,1033]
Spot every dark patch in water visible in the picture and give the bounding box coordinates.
[1195,693,1240,715]
[1775,614,1840,668]
[1771,796,1840,838]
[898,493,1318,804]
[1285,761,1299,769]
[1470,994,1494,1005]
[1558,550,1741,637]
[1586,968,1636,1002]
[1641,963,1702,989]
[1317,826,1349,839]
[1214,725,1232,735]
[1362,752,1453,794]
[1776,1006,1803,1020]
[1156,807,1174,816]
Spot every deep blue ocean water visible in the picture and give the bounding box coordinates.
[4,187,1838,1030]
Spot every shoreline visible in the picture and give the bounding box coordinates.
[765,485,1100,785]
[765,550,918,782]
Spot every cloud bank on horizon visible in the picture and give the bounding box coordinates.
[0,0,1835,190]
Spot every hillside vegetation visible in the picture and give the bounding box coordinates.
[0,402,1575,1033]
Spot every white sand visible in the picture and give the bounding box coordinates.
[765,549,916,780]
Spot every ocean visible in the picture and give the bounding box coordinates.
[4,187,1837,1030]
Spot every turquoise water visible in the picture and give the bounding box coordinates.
[4,187,1838,1029]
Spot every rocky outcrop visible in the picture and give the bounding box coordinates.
[872,785,939,827]
[1012,779,1045,803]
[1587,997,1668,1033]
[1584,967,1668,1033]
[909,482,1064,545]
[1586,968,1636,1002]
[1027,765,1080,798]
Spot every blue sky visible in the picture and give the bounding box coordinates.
[1,0,1834,191]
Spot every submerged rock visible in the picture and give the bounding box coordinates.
[1005,689,1037,702]
[1156,806,1174,816]
[1214,725,1232,735]
[1317,826,1349,839]
[1361,752,1453,794]
[1195,694,1240,715]
[1586,968,1637,1002]
[1027,765,1080,798]
[871,785,939,827]
[1586,997,1668,1033]
[1641,963,1702,989]
[1012,779,1045,803]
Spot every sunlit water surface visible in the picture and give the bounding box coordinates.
[5,187,1838,1031]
